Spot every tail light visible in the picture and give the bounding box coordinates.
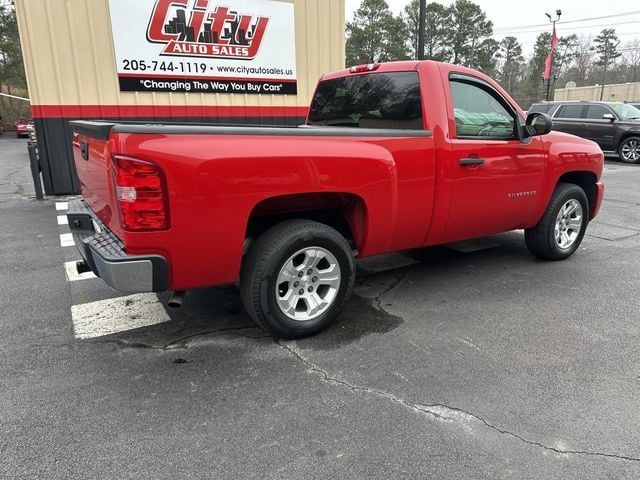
[112,155,170,231]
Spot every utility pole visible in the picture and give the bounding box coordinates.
[417,0,426,60]
[544,9,561,101]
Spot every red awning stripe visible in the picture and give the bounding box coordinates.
[30,104,308,118]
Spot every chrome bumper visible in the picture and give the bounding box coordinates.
[66,199,168,293]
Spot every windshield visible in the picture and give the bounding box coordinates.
[610,103,640,120]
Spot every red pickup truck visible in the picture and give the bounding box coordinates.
[68,61,604,339]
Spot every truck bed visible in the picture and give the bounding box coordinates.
[70,120,437,290]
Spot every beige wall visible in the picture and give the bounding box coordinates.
[554,82,640,102]
[15,0,345,109]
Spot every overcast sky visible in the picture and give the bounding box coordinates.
[345,0,640,55]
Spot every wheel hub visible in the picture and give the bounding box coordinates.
[275,247,341,322]
[622,140,640,162]
[554,199,583,249]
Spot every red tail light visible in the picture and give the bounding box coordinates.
[112,155,170,231]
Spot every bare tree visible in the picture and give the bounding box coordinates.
[569,36,593,86]
[622,39,640,83]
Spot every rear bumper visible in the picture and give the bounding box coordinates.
[67,199,168,292]
[591,181,605,220]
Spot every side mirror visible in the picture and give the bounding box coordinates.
[602,113,616,122]
[524,112,552,138]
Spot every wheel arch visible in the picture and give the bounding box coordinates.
[556,171,597,217]
[618,132,640,147]
[244,192,368,253]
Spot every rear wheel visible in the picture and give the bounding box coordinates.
[240,220,355,339]
[618,136,640,163]
[525,183,589,260]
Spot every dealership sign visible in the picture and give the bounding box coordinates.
[108,0,297,94]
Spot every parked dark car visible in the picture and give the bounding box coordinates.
[528,101,640,163]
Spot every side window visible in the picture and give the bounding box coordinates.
[585,105,613,120]
[555,105,584,119]
[450,80,516,139]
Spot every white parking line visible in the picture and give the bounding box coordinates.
[57,215,69,225]
[60,233,74,247]
[56,202,69,211]
[64,261,96,282]
[71,294,171,339]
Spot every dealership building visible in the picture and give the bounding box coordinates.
[15,0,345,194]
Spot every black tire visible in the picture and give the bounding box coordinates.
[240,220,355,339]
[618,136,640,164]
[525,183,589,261]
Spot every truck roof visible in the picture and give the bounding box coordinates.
[320,60,496,84]
[317,60,524,117]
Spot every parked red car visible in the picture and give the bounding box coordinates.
[15,118,34,138]
[68,60,604,338]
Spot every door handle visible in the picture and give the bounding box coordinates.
[459,157,485,166]
[81,140,89,161]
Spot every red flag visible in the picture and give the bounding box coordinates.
[543,23,558,80]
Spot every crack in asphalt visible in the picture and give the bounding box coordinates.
[278,341,640,464]
[372,271,408,312]
[102,325,265,350]
[163,325,266,348]
[0,181,29,198]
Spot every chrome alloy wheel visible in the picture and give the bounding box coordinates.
[554,199,583,249]
[275,247,341,321]
[621,139,640,162]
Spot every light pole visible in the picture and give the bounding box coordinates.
[544,9,561,101]
[417,0,426,60]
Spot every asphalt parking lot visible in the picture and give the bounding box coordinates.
[1,135,639,479]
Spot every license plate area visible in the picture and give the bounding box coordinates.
[67,212,95,234]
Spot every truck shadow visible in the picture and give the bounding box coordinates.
[101,233,530,350]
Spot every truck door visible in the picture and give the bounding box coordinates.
[442,74,546,243]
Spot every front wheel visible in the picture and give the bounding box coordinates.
[525,183,589,260]
[240,220,355,339]
[618,136,640,163]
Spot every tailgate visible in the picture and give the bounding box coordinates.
[70,121,117,229]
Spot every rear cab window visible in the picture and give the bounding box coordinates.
[308,72,423,130]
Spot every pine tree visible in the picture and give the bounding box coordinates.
[346,0,409,66]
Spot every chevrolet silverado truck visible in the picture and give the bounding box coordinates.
[68,61,604,339]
